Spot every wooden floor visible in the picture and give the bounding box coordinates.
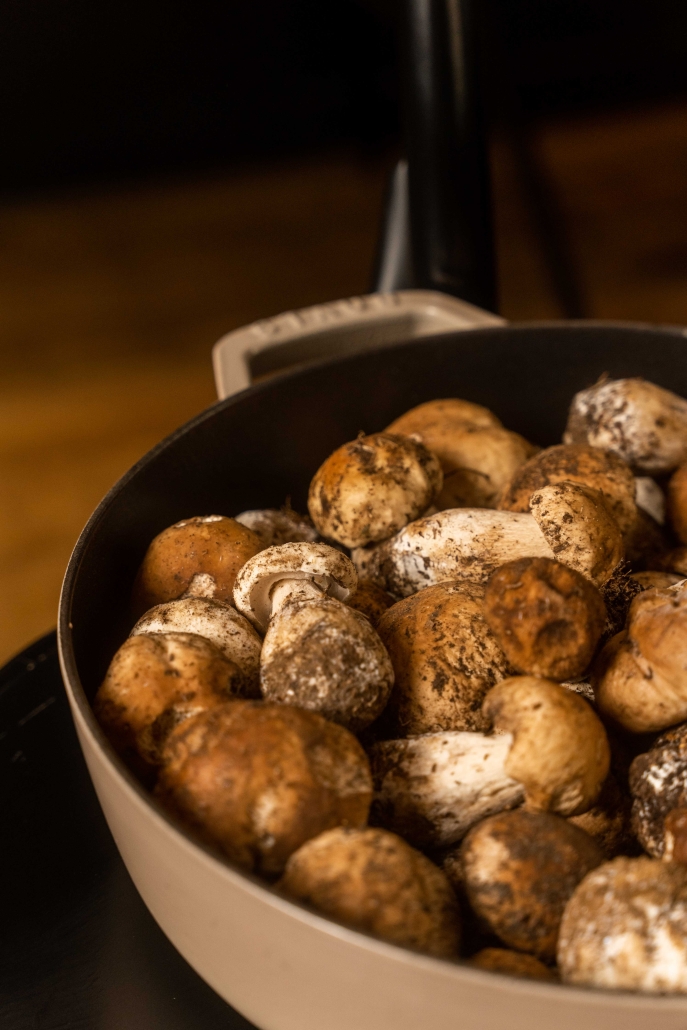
[4,101,687,664]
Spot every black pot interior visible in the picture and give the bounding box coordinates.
[62,322,687,700]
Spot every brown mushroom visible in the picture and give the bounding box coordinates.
[376,581,510,736]
[568,772,634,859]
[484,557,606,681]
[307,432,443,548]
[467,948,557,981]
[631,570,684,590]
[668,463,687,544]
[156,701,372,876]
[630,723,687,858]
[132,515,262,615]
[457,810,603,961]
[346,580,394,627]
[498,443,637,536]
[93,632,241,771]
[278,826,460,958]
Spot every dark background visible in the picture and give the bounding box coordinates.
[4,0,687,194]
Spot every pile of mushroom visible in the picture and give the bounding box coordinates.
[94,375,687,990]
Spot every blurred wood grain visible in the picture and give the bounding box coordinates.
[4,102,687,663]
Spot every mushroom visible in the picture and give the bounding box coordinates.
[369,676,609,849]
[234,507,318,548]
[457,810,603,961]
[156,701,372,876]
[661,546,687,577]
[359,482,623,598]
[568,772,634,859]
[93,632,241,771]
[346,580,394,627]
[278,826,460,958]
[498,443,637,536]
[635,476,666,525]
[132,515,262,615]
[307,432,443,548]
[668,462,687,543]
[131,596,262,697]
[592,580,687,732]
[484,557,606,681]
[564,376,687,476]
[631,570,684,590]
[557,856,687,992]
[387,399,537,510]
[467,948,557,981]
[234,542,393,732]
[376,581,510,736]
[629,723,687,858]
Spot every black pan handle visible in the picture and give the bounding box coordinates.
[397,0,497,312]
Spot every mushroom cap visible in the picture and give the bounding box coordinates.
[499,443,637,536]
[233,541,357,632]
[568,772,634,859]
[132,515,262,614]
[630,723,687,858]
[278,826,460,958]
[93,632,240,769]
[259,595,394,733]
[558,856,687,991]
[461,810,603,961]
[467,948,557,982]
[234,508,318,548]
[564,377,687,476]
[307,432,443,548]
[668,463,687,544]
[593,581,687,732]
[631,570,684,591]
[365,508,554,597]
[529,481,624,588]
[386,397,503,437]
[387,399,537,510]
[376,581,510,736]
[484,557,606,681]
[661,546,687,577]
[131,596,262,697]
[369,731,525,849]
[346,580,394,626]
[156,701,372,876]
[483,675,610,816]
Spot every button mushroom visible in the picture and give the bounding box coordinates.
[278,826,460,958]
[484,557,606,681]
[307,432,443,548]
[233,542,393,732]
[156,701,372,876]
[346,579,394,627]
[567,772,634,859]
[631,570,684,590]
[592,580,687,732]
[668,461,687,544]
[456,809,603,961]
[499,442,637,536]
[369,676,610,849]
[630,723,687,858]
[132,515,262,615]
[564,376,687,476]
[386,398,537,510]
[467,948,557,981]
[376,581,510,736]
[131,596,262,697]
[94,632,242,772]
[234,507,318,548]
[558,856,687,992]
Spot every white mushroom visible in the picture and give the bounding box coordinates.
[635,476,665,525]
[131,597,262,697]
[233,542,393,732]
[234,508,318,548]
[564,377,687,475]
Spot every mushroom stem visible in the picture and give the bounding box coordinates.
[270,577,325,612]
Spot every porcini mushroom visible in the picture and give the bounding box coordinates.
[630,724,687,858]
[94,632,241,771]
[592,580,687,732]
[558,856,687,992]
[376,581,510,736]
[369,676,610,848]
[307,432,443,548]
[484,557,606,681]
[387,399,537,510]
[131,596,262,697]
[156,701,372,876]
[234,542,393,731]
[564,376,687,476]
[457,810,603,961]
[278,826,460,958]
[132,515,262,614]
